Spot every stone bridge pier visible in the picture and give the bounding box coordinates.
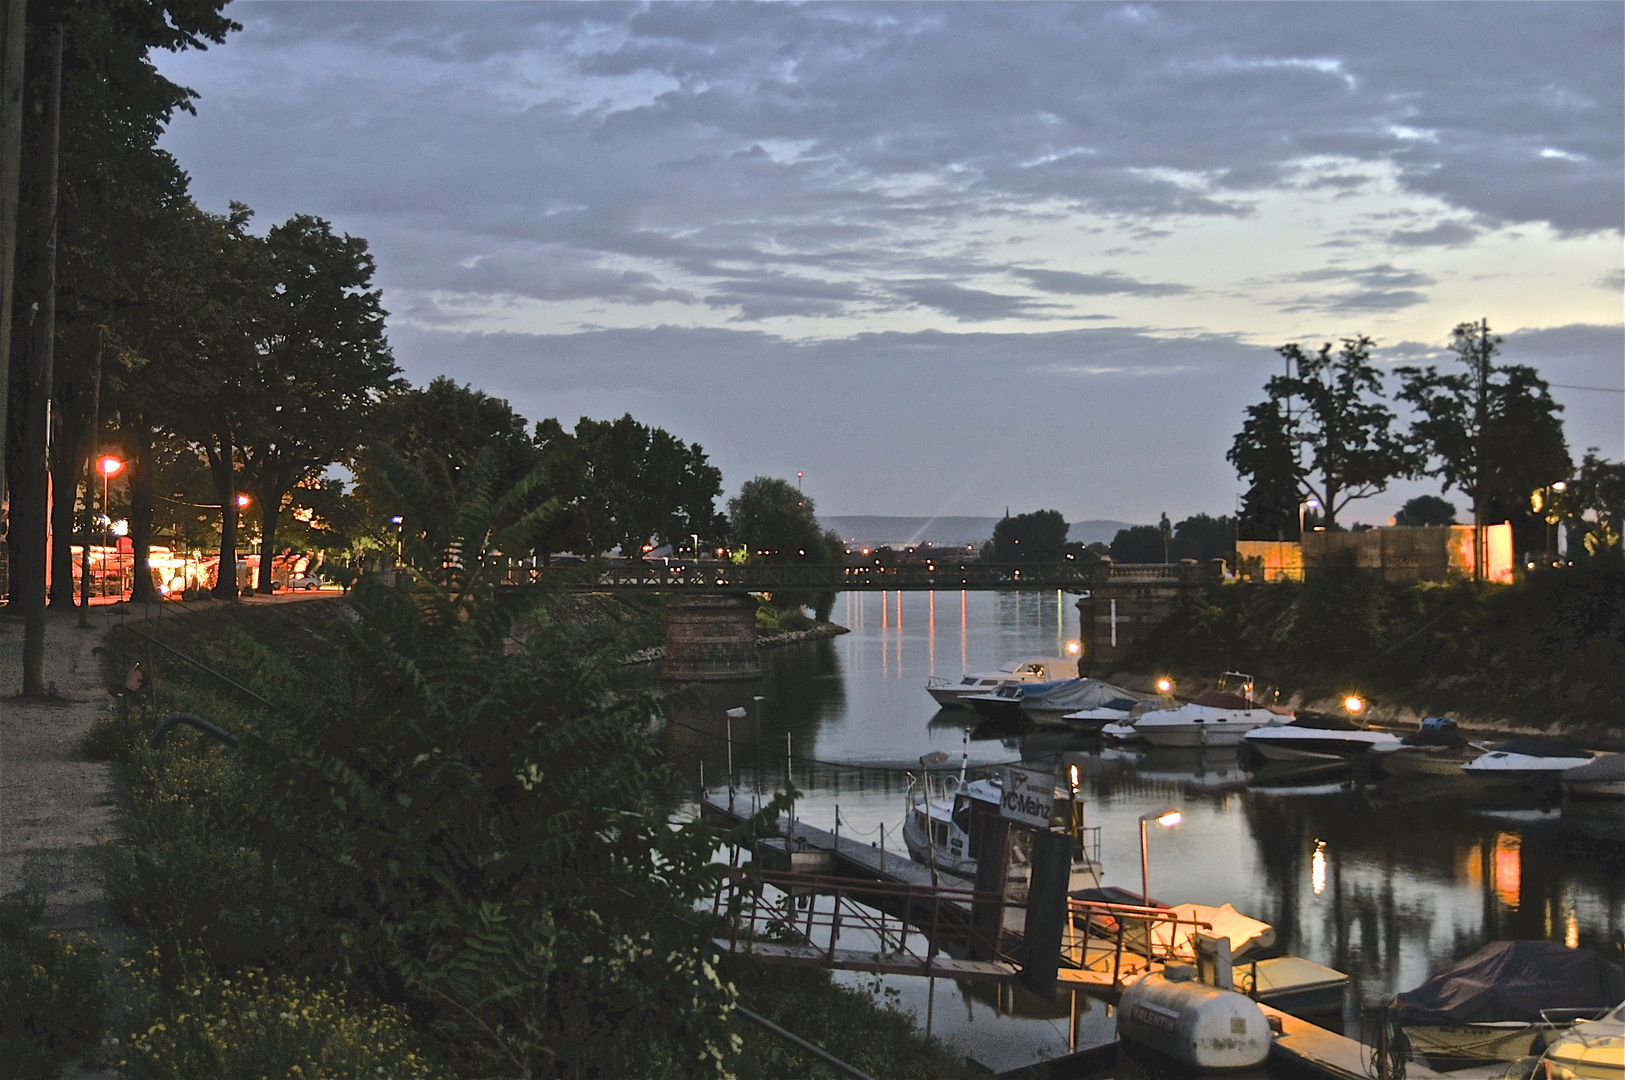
[662,594,761,681]
[1075,559,1226,674]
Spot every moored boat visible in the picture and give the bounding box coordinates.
[1541,999,1624,1079]
[1462,738,1595,791]
[926,656,1078,709]
[1563,753,1625,800]
[1242,713,1401,762]
[1390,940,1625,1070]
[902,772,1101,893]
[1373,716,1483,777]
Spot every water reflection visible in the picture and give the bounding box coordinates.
[656,591,1625,1068]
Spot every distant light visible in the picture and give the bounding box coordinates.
[1155,677,1173,694]
[1065,640,1081,657]
[1306,498,1320,508]
[236,494,251,508]
[97,455,125,478]
[1068,763,1081,791]
[1155,810,1182,828]
[1343,694,1365,715]
[1551,481,1567,492]
[111,519,129,537]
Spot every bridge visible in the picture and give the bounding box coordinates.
[506,557,1226,681]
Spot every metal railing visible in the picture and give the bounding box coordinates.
[710,866,1213,989]
[500,559,1111,592]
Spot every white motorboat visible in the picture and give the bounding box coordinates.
[1541,999,1624,1080]
[1131,691,1293,748]
[1563,753,1625,800]
[902,773,1101,894]
[1461,738,1595,790]
[1242,714,1401,762]
[926,655,1078,709]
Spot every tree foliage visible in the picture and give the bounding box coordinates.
[573,414,723,557]
[990,509,1068,561]
[1229,398,1303,541]
[1395,495,1458,527]
[1396,321,1570,557]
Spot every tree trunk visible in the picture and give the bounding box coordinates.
[256,491,280,593]
[128,417,158,602]
[0,0,26,512]
[17,26,60,697]
[45,407,83,607]
[207,428,239,599]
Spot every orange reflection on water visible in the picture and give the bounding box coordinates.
[1564,907,1579,948]
[1494,832,1522,911]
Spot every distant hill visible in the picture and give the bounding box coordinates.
[819,515,1137,550]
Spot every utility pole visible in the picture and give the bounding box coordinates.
[1473,318,1489,584]
[0,0,27,512]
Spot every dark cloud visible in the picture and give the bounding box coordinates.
[1387,222,1480,248]
[894,281,1062,322]
[1015,268,1190,297]
[1281,263,1434,312]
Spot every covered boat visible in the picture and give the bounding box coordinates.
[1391,940,1625,1068]
[1242,712,1401,762]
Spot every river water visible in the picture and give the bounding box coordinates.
[660,591,1625,1074]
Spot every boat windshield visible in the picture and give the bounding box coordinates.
[951,795,972,835]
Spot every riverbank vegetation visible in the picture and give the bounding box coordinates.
[1120,554,1625,741]
[79,593,965,1078]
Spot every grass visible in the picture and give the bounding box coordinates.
[0,893,106,1080]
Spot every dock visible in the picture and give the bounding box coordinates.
[701,790,1454,1080]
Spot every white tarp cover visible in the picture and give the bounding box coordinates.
[1150,903,1276,961]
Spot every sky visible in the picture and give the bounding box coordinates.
[153,1,1624,525]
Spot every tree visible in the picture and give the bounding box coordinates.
[1394,495,1457,527]
[990,509,1068,561]
[1170,514,1236,563]
[1262,336,1413,531]
[1397,321,1571,578]
[1559,450,1625,558]
[1229,398,1303,541]
[573,414,721,557]
[1109,524,1164,563]
[727,476,830,559]
[239,214,398,592]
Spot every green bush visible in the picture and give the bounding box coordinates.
[119,950,438,1079]
[0,894,106,1080]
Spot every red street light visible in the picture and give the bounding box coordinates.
[236,493,251,508]
[97,454,125,478]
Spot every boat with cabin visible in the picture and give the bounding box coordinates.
[1540,998,1624,1079]
[926,656,1079,709]
[902,771,1101,894]
[968,677,1146,725]
[1129,673,1294,748]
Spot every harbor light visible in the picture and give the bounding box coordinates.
[97,454,125,478]
[1065,639,1081,657]
[1153,809,1182,828]
[1343,694,1365,716]
[1156,676,1174,695]
[1068,763,1081,793]
[236,493,251,508]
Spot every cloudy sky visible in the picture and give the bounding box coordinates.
[155,1,1623,524]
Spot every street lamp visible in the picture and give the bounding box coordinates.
[1139,808,1182,908]
[1155,676,1174,695]
[1298,497,1320,537]
[96,456,125,599]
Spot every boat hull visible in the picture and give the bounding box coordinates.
[1375,748,1478,777]
[1403,1022,1543,1066]
[1565,779,1625,799]
[1137,721,1270,748]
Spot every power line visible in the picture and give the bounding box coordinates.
[1548,383,1625,394]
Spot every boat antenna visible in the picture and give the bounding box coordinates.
[959,727,970,786]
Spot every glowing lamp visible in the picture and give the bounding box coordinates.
[1343,694,1365,715]
[1155,677,1174,694]
[236,493,251,508]
[1551,481,1567,492]
[1138,807,1183,918]
[1154,810,1182,828]
[97,455,125,478]
[1068,763,1081,791]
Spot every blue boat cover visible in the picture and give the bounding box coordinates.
[1392,941,1625,1024]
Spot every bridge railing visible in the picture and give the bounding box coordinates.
[501,558,1105,592]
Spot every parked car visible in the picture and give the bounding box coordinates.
[287,573,322,591]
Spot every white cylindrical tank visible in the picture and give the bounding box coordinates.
[1117,969,1272,1071]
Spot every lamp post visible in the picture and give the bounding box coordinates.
[96,455,125,599]
[1139,808,1182,965]
[1298,496,1320,538]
